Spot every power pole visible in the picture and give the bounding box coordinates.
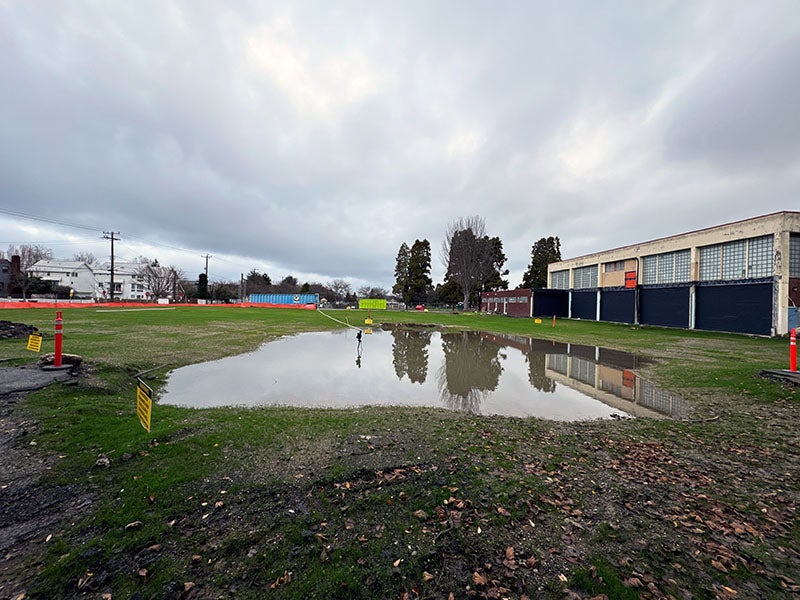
[202,254,212,277]
[103,231,120,302]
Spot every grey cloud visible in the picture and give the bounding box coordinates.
[1,2,798,288]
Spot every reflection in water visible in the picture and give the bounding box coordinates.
[160,328,687,419]
[437,331,502,412]
[391,328,431,383]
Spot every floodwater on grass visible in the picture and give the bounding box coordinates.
[159,326,688,420]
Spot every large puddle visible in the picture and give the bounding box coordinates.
[160,326,687,420]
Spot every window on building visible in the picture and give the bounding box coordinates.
[699,235,773,281]
[747,236,773,278]
[604,260,626,272]
[699,245,720,280]
[790,234,800,277]
[674,250,691,281]
[722,240,747,279]
[642,249,691,284]
[573,265,598,289]
[642,256,657,284]
[550,270,570,289]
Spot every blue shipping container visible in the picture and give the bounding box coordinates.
[249,293,319,305]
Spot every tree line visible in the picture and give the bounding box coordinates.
[4,217,562,307]
[0,244,386,304]
[393,216,562,310]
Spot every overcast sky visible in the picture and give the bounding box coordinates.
[1,1,799,290]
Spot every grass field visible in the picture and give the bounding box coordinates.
[0,306,797,599]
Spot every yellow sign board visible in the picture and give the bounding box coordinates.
[358,299,387,310]
[26,333,43,352]
[136,378,153,432]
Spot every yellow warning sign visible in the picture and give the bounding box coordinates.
[136,378,153,432]
[26,332,43,352]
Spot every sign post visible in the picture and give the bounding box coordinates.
[26,332,43,352]
[136,378,153,432]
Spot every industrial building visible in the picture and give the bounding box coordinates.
[545,211,800,336]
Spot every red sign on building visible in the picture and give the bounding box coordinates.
[624,271,637,289]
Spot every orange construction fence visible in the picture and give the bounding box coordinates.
[0,301,317,310]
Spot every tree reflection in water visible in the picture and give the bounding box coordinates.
[527,339,564,393]
[437,331,503,413]
[391,327,432,384]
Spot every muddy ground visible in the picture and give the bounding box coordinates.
[0,366,95,600]
[0,343,798,598]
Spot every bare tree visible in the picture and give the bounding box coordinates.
[357,286,388,299]
[329,279,352,301]
[72,251,96,265]
[440,216,491,310]
[135,260,184,299]
[7,244,54,299]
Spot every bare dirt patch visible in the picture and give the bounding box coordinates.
[0,371,94,600]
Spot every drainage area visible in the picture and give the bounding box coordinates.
[159,326,687,420]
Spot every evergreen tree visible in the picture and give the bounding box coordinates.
[480,236,509,292]
[246,269,272,294]
[521,236,562,288]
[407,239,432,304]
[392,242,410,300]
[197,273,209,300]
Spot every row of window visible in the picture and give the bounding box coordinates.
[484,296,529,304]
[552,235,780,289]
[642,249,690,285]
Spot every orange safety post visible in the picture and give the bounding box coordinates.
[54,311,63,368]
[552,314,556,328]
[791,328,797,372]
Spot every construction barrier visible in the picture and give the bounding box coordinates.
[0,301,317,310]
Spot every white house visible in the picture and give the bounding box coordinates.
[27,261,98,298]
[28,260,152,300]
[95,261,150,300]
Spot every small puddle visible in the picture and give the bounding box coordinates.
[160,327,687,420]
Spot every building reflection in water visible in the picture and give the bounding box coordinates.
[388,325,687,418]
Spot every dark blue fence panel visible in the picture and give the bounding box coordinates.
[571,290,597,320]
[600,288,635,324]
[640,286,690,328]
[695,281,772,335]
[532,289,568,317]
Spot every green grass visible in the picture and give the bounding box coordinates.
[1,306,797,599]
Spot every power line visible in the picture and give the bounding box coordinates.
[0,207,103,233]
[1,208,276,281]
